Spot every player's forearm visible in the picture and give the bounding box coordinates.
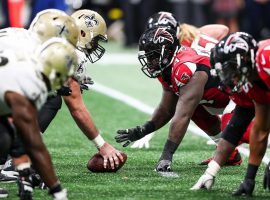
[150,106,174,130]
[249,124,269,166]
[70,108,99,140]
[169,115,190,144]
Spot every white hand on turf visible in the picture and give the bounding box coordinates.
[130,132,155,149]
[190,173,215,190]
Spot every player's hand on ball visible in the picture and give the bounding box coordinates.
[115,126,146,147]
[190,173,215,190]
[99,142,124,169]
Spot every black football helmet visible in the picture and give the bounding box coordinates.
[146,11,180,36]
[211,32,257,92]
[138,26,180,78]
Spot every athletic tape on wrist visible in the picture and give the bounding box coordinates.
[206,160,221,177]
[92,134,105,149]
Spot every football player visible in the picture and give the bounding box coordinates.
[129,11,241,166]
[0,10,80,185]
[191,32,270,197]
[30,9,124,170]
[0,38,77,199]
[115,25,235,172]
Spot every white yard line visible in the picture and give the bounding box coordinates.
[92,82,269,164]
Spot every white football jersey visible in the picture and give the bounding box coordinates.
[0,28,41,59]
[0,50,48,116]
[73,49,89,83]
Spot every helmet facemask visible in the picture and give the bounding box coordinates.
[138,27,179,78]
[77,34,107,63]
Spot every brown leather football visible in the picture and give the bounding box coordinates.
[87,152,127,172]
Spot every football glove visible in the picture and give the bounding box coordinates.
[56,86,72,96]
[115,126,148,147]
[155,160,172,172]
[190,172,215,190]
[263,161,270,190]
[51,188,68,200]
[232,179,255,197]
[130,132,155,149]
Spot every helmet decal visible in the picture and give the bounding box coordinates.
[223,34,249,54]
[84,14,99,28]
[158,12,177,27]
[153,27,174,44]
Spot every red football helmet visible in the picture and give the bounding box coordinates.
[256,39,270,90]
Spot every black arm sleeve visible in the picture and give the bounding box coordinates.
[222,105,255,146]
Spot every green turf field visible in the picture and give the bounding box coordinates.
[2,42,270,199]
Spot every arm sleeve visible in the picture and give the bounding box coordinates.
[222,105,255,146]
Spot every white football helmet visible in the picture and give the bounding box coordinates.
[71,9,108,63]
[37,38,78,91]
[29,9,79,46]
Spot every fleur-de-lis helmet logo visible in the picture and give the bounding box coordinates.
[84,14,99,27]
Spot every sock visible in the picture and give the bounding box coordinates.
[245,163,259,180]
[159,140,178,161]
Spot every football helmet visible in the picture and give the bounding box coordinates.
[37,38,78,91]
[211,32,257,92]
[138,26,180,78]
[71,9,108,63]
[29,9,79,46]
[146,11,180,37]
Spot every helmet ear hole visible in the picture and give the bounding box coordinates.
[81,30,86,37]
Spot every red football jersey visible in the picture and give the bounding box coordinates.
[256,39,270,90]
[158,46,229,110]
[229,91,254,108]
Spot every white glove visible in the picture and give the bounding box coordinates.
[53,189,68,200]
[130,132,155,149]
[190,173,215,190]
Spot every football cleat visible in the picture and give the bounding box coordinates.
[200,149,242,166]
[0,159,18,182]
[0,188,8,198]
[155,160,172,172]
[17,168,34,200]
[51,188,68,200]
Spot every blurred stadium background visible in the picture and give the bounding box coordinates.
[1,0,270,199]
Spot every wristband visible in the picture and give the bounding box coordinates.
[92,135,105,149]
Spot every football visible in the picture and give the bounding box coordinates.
[87,152,127,172]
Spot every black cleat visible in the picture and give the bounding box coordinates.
[0,188,8,198]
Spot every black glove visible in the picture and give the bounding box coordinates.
[115,126,147,147]
[232,179,255,197]
[115,121,155,147]
[155,160,172,172]
[263,161,270,190]
[80,84,89,93]
[56,86,72,96]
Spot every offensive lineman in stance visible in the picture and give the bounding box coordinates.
[0,37,77,199]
